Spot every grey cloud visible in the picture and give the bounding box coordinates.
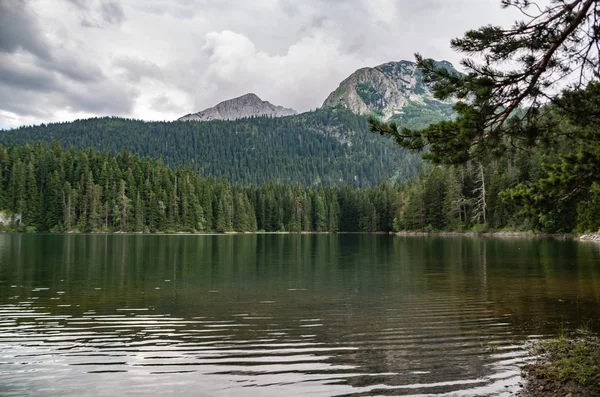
[309,15,328,29]
[113,56,163,83]
[0,26,132,121]
[0,55,58,92]
[278,0,301,17]
[150,94,181,113]
[81,18,102,28]
[0,0,51,59]
[137,0,200,19]
[1,0,522,127]
[64,80,135,114]
[38,52,105,83]
[0,0,134,125]
[0,85,53,117]
[0,71,135,118]
[101,1,125,25]
[0,87,52,120]
[66,0,125,28]
[0,1,103,83]
[64,0,89,10]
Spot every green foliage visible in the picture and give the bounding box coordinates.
[576,183,600,233]
[0,143,403,233]
[469,223,489,233]
[499,83,600,233]
[369,0,600,233]
[356,83,385,113]
[391,144,600,233]
[0,108,422,188]
[530,330,600,388]
[377,0,600,164]
[388,99,455,130]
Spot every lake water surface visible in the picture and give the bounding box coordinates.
[1,234,599,396]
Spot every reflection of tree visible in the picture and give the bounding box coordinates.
[1,234,599,394]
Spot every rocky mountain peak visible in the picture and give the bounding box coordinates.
[178,93,297,122]
[322,60,458,121]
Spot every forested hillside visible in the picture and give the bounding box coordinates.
[0,108,421,187]
[2,138,597,234]
[0,143,400,233]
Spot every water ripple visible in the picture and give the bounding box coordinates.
[0,296,535,396]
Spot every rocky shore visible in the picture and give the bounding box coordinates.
[395,231,573,239]
[580,233,600,241]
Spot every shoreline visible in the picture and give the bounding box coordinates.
[580,233,600,241]
[0,230,387,236]
[394,231,577,239]
[1,229,599,241]
[517,331,600,397]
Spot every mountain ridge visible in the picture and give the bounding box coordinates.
[176,59,457,124]
[0,108,422,187]
[0,59,458,187]
[179,93,297,122]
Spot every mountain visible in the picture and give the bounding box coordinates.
[0,108,422,187]
[179,93,297,122]
[0,59,459,187]
[322,60,457,125]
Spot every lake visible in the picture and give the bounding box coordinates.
[1,234,599,396]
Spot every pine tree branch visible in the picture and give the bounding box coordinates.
[496,0,596,130]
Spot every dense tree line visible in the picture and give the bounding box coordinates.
[396,141,600,234]
[1,139,597,234]
[0,108,421,187]
[370,0,600,235]
[0,143,400,233]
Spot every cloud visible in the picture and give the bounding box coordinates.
[64,79,135,114]
[179,28,372,112]
[64,0,126,28]
[363,0,399,25]
[39,52,105,83]
[64,0,89,10]
[0,53,58,93]
[0,0,524,128]
[0,0,51,59]
[0,0,135,127]
[113,56,163,83]
[0,51,134,119]
[150,94,182,113]
[101,1,125,25]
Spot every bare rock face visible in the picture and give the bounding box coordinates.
[179,93,297,122]
[322,60,457,121]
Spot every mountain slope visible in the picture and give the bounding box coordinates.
[0,60,460,187]
[0,108,421,187]
[322,60,456,123]
[179,93,297,122]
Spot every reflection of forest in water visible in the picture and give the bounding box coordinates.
[1,234,599,326]
[1,234,600,396]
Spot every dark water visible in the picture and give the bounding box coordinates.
[0,234,599,396]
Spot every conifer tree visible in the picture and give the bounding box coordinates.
[370,0,600,163]
[313,194,327,232]
[24,161,39,225]
[369,0,600,232]
[215,199,226,233]
[45,170,62,230]
[134,192,144,232]
[61,181,75,230]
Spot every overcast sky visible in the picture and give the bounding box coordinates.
[0,0,523,129]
